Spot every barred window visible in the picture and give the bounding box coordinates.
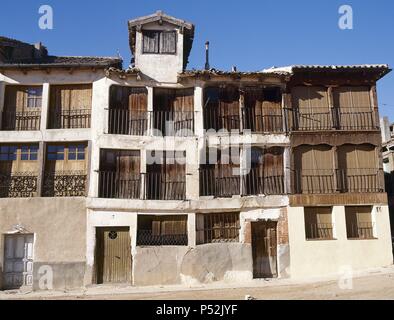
[137,215,188,246]
[304,207,334,240]
[196,212,240,244]
[345,206,375,239]
[142,30,176,54]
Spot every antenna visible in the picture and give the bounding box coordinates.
[205,41,210,70]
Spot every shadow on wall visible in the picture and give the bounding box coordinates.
[133,243,253,286]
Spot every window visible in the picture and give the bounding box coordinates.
[68,145,85,160]
[26,88,43,108]
[142,30,176,54]
[345,206,375,239]
[137,215,188,246]
[21,145,38,161]
[0,146,17,161]
[304,207,334,240]
[47,145,65,160]
[196,212,240,244]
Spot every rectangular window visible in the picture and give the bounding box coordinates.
[68,145,85,160]
[0,146,17,161]
[196,212,240,244]
[21,145,39,161]
[304,207,334,240]
[142,30,176,54]
[137,215,188,246]
[47,145,65,160]
[26,88,43,108]
[345,206,375,239]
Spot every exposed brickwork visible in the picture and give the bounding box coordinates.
[277,207,289,245]
[243,221,252,244]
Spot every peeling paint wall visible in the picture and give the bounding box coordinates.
[0,198,86,290]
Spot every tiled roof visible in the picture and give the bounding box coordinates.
[263,64,391,75]
[179,68,289,78]
[0,56,122,69]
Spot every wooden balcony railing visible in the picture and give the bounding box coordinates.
[1,111,41,131]
[49,108,91,129]
[107,109,194,136]
[242,108,284,133]
[338,108,379,131]
[287,107,379,131]
[98,171,141,199]
[0,172,38,198]
[145,172,186,200]
[203,108,241,132]
[336,168,384,193]
[108,109,148,136]
[293,169,383,194]
[151,111,194,136]
[42,171,87,197]
[199,168,240,198]
[242,167,285,196]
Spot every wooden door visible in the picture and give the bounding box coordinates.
[95,227,132,284]
[3,234,34,290]
[251,222,277,279]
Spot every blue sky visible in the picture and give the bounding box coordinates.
[1,0,394,119]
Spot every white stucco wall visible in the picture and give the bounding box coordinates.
[134,21,184,83]
[288,205,393,279]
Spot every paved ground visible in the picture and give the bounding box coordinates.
[2,266,394,300]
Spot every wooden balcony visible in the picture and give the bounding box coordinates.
[145,172,186,200]
[48,109,91,129]
[107,109,194,136]
[293,169,384,194]
[98,171,141,199]
[288,108,379,132]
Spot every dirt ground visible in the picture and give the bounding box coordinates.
[2,267,394,300]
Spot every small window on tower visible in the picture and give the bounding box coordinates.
[142,30,176,54]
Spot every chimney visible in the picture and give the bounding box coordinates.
[33,42,47,59]
[204,41,210,70]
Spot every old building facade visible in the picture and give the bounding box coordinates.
[0,11,392,290]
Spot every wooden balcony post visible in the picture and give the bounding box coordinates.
[0,81,5,130]
[40,83,50,130]
[147,87,154,136]
[36,141,45,197]
[332,145,339,192]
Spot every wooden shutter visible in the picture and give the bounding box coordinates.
[338,144,377,192]
[4,86,28,113]
[333,86,372,129]
[50,84,92,114]
[295,145,334,193]
[196,214,205,244]
[219,86,240,130]
[160,31,176,54]
[292,86,330,130]
[263,147,284,194]
[143,31,159,53]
